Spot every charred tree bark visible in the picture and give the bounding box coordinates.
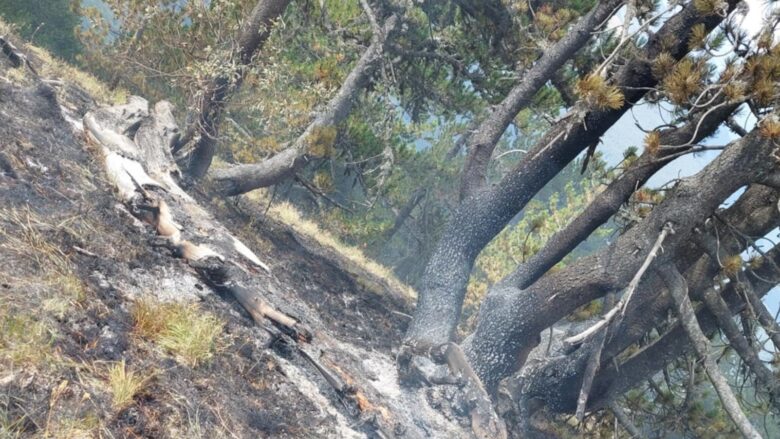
[209,13,399,195]
[464,126,775,391]
[404,0,740,351]
[177,0,292,179]
[458,0,624,200]
[515,184,780,413]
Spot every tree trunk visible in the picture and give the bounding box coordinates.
[465,126,774,391]
[209,14,399,195]
[403,0,740,351]
[178,0,292,179]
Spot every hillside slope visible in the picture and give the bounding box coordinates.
[0,36,473,438]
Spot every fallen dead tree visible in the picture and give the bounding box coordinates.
[81,96,437,438]
[83,97,313,339]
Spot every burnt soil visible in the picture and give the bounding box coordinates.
[0,62,434,438]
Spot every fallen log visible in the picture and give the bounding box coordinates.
[83,96,307,340]
[83,96,424,437]
[0,35,37,75]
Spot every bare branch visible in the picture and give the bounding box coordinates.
[564,223,674,348]
[459,0,625,199]
[660,264,762,439]
[210,14,400,195]
[702,286,780,412]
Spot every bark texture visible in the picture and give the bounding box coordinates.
[404,0,741,350]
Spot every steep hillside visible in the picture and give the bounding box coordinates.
[0,34,474,438]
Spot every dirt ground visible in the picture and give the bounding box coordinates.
[0,40,474,438]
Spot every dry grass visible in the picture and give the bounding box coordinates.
[25,45,127,105]
[0,307,53,366]
[48,414,101,439]
[0,207,69,270]
[107,360,149,411]
[0,207,87,309]
[0,402,25,439]
[0,17,125,104]
[132,299,224,367]
[130,299,170,339]
[243,193,416,300]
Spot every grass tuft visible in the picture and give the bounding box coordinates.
[264,200,416,300]
[132,300,223,367]
[107,360,149,411]
[0,307,53,366]
[130,299,169,339]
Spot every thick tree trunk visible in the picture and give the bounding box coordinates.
[404,0,740,351]
[178,0,292,179]
[209,14,399,195]
[465,126,774,391]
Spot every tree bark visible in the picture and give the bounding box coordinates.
[209,14,399,195]
[178,0,292,179]
[458,0,624,200]
[404,0,740,351]
[465,125,774,391]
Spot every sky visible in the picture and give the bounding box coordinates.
[598,0,771,178]
[597,0,780,328]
